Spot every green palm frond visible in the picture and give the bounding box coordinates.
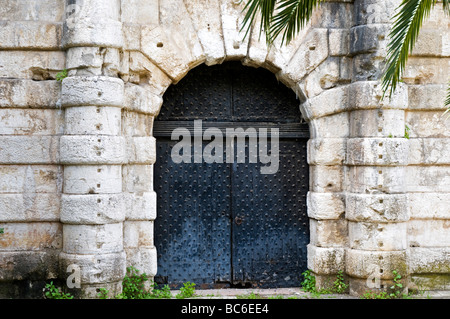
[241,0,322,45]
[240,0,277,42]
[270,0,322,45]
[381,0,438,100]
[444,0,450,13]
[445,83,450,114]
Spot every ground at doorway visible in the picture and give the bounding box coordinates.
[170,287,450,299]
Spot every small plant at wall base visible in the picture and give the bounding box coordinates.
[175,282,197,299]
[361,270,411,299]
[301,270,348,297]
[43,281,73,299]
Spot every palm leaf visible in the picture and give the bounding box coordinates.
[381,0,438,100]
[444,83,450,115]
[240,0,322,45]
[240,0,277,42]
[444,0,450,13]
[270,0,322,45]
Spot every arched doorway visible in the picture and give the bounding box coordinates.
[153,62,310,288]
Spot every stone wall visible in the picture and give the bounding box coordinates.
[0,0,448,298]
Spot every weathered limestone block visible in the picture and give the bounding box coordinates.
[122,165,153,193]
[307,192,345,220]
[125,246,158,277]
[329,29,350,56]
[310,165,344,193]
[63,165,122,194]
[350,109,405,138]
[349,221,407,251]
[402,57,450,85]
[350,24,390,56]
[408,138,450,165]
[408,219,450,247]
[407,84,448,111]
[220,0,250,60]
[62,223,123,254]
[128,51,172,96]
[66,47,104,72]
[0,109,63,136]
[242,15,268,68]
[349,81,408,110]
[0,21,62,50]
[409,275,450,291]
[0,79,61,109]
[346,166,406,194]
[0,250,60,282]
[63,0,122,48]
[411,29,450,57]
[307,244,346,274]
[283,29,329,83]
[346,138,409,166]
[346,193,409,222]
[125,192,157,221]
[310,2,354,29]
[265,28,310,72]
[310,218,348,247]
[59,251,126,284]
[302,85,349,120]
[60,135,126,165]
[123,221,154,248]
[0,165,62,194]
[122,23,141,51]
[123,83,163,115]
[354,0,401,25]
[64,106,121,136]
[405,166,450,193]
[309,112,350,138]
[141,25,193,82]
[140,0,205,82]
[0,0,65,22]
[184,0,226,65]
[352,52,386,81]
[0,51,65,80]
[122,111,153,137]
[120,0,159,24]
[0,193,60,222]
[0,222,62,251]
[61,194,126,225]
[307,138,346,165]
[409,247,450,274]
[303,57,351,98]
[126,136,156,165]
[406,111,450,138]
[408,193,450,219]
[0,136,59,164]
[61,76,124,107]
[345,249,408,279]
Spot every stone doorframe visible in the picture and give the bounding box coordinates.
[59,0,410,297]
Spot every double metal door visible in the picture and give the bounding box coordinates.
[153,63,309,288]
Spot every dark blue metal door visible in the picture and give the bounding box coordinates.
[153,62,309,288]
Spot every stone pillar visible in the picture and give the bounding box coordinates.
[345,0,410,296]
[58,0,126,298]
[301,0,354,291]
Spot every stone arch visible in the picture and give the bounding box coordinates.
[58,0,412,298]
[126,2,351,291]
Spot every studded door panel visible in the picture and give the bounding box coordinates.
[154,62,309,288]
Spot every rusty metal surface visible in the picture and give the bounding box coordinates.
[154,62,309,289]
